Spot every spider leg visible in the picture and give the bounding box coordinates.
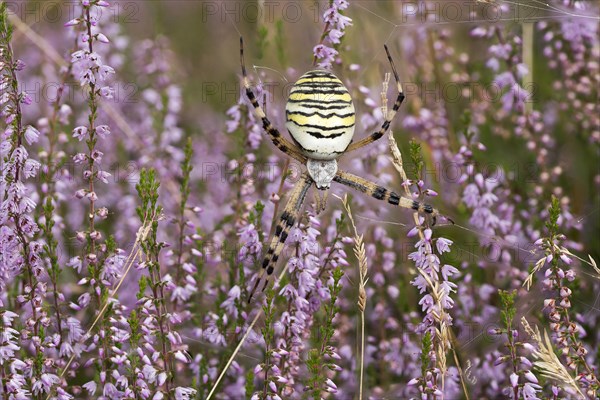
[240,37,307,164]
[313,189,329,215]
[346,44,405,153]
[333,170,447,225]
[248,172,313,302]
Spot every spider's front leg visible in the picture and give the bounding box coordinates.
[239,37,307,164]
[333,170,451,226]
[248,172,313,302]
[346,44,405,153]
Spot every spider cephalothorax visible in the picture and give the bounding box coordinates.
[240,37,444,301]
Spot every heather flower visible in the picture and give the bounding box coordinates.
[408,221,456,397]
[238,223,262,265]
[22,159,40,179]
[32,373,60,395]
[226,104,241,133]
[221,285,241,319]
[96,124,110,138]
[470,27,489,38]
[523,197,599,393]
[313,0,352,68]
[72,125,88,141]
[313,44,337,68]
[0,318,19,364]
[0,6,52,396]
[174,387,197,399]
[23,125,39,144]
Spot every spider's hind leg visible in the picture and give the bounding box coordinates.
[314,189,329,215]
[333,169,452,224]
[247,173,313,303]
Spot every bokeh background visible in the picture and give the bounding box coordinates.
[2,0,599,399]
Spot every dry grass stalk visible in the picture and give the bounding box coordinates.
[52,212,158,400]
[205,261,293,400]
[383,72,465,396]
[339,195,368,311]
[337,194,368,400]
[588,254,600,279]
[524,244,600,290]
[521,317,585,397]
[523,253,547,290]
[563,250,600,281]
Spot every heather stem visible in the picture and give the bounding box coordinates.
[84,5,98,259]
[0,6,43,391]
[261,288,276,399]
[175,137,193,285]
[42,38,77,347]
[136,168,172,397]
[543,198,599,391]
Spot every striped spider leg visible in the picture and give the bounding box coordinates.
[240,37,445,302]
[345,44,405,153]
[248,172,313,302]
[240,37,307,165]
[333,170,444,225]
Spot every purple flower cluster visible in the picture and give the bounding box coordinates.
[270,212,342,395]
[313,0,352,69]
[410,229,456,324]
[533,204,599,395]
[408,226,457,398]
[0,8,50,397]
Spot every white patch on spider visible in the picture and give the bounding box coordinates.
[307,158,337,189]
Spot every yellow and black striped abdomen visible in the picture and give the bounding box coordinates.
[285,70,355,160]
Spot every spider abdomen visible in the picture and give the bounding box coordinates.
[285,70,355,160]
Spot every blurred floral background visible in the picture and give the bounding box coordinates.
[0,0,598,399]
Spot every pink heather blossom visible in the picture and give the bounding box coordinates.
[24,126,39,145]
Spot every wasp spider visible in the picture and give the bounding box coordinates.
[240,37,441,301]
